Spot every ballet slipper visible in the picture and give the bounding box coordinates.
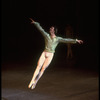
[31,83,36,89]
[28,80,35,88]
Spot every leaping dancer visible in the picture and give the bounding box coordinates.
[28,18,83,89]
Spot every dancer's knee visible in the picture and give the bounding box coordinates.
[41,67,47,72]
[34,65,41,72]
[37,64,42,69]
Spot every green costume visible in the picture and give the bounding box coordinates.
[34,22,77,53]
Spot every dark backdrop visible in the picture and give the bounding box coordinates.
[1,0,99,70]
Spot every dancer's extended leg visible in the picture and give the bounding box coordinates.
[28,52,45,88]
[31,53,54,89]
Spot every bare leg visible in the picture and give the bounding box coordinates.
[28,52,45,88]
[31,52,54,89]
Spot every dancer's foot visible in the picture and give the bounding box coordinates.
[31,83,36,89]
[28,80,35,88]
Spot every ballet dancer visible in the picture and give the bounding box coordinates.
[28,18,83,89]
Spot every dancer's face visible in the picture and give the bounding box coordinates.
[49,26,55,36]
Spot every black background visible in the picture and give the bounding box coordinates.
[1,0,99,70]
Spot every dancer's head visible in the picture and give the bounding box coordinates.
[49,26,57,37]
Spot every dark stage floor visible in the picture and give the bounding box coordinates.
[2,62,99,100]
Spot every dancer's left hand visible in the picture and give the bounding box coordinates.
[76,39,83,44]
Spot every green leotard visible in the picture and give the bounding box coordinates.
[34,22,77,53]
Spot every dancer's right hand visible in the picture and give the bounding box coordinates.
[29,18,35,24]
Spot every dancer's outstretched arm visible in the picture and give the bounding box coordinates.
[58,37,83,44]
[29,18,49,38]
